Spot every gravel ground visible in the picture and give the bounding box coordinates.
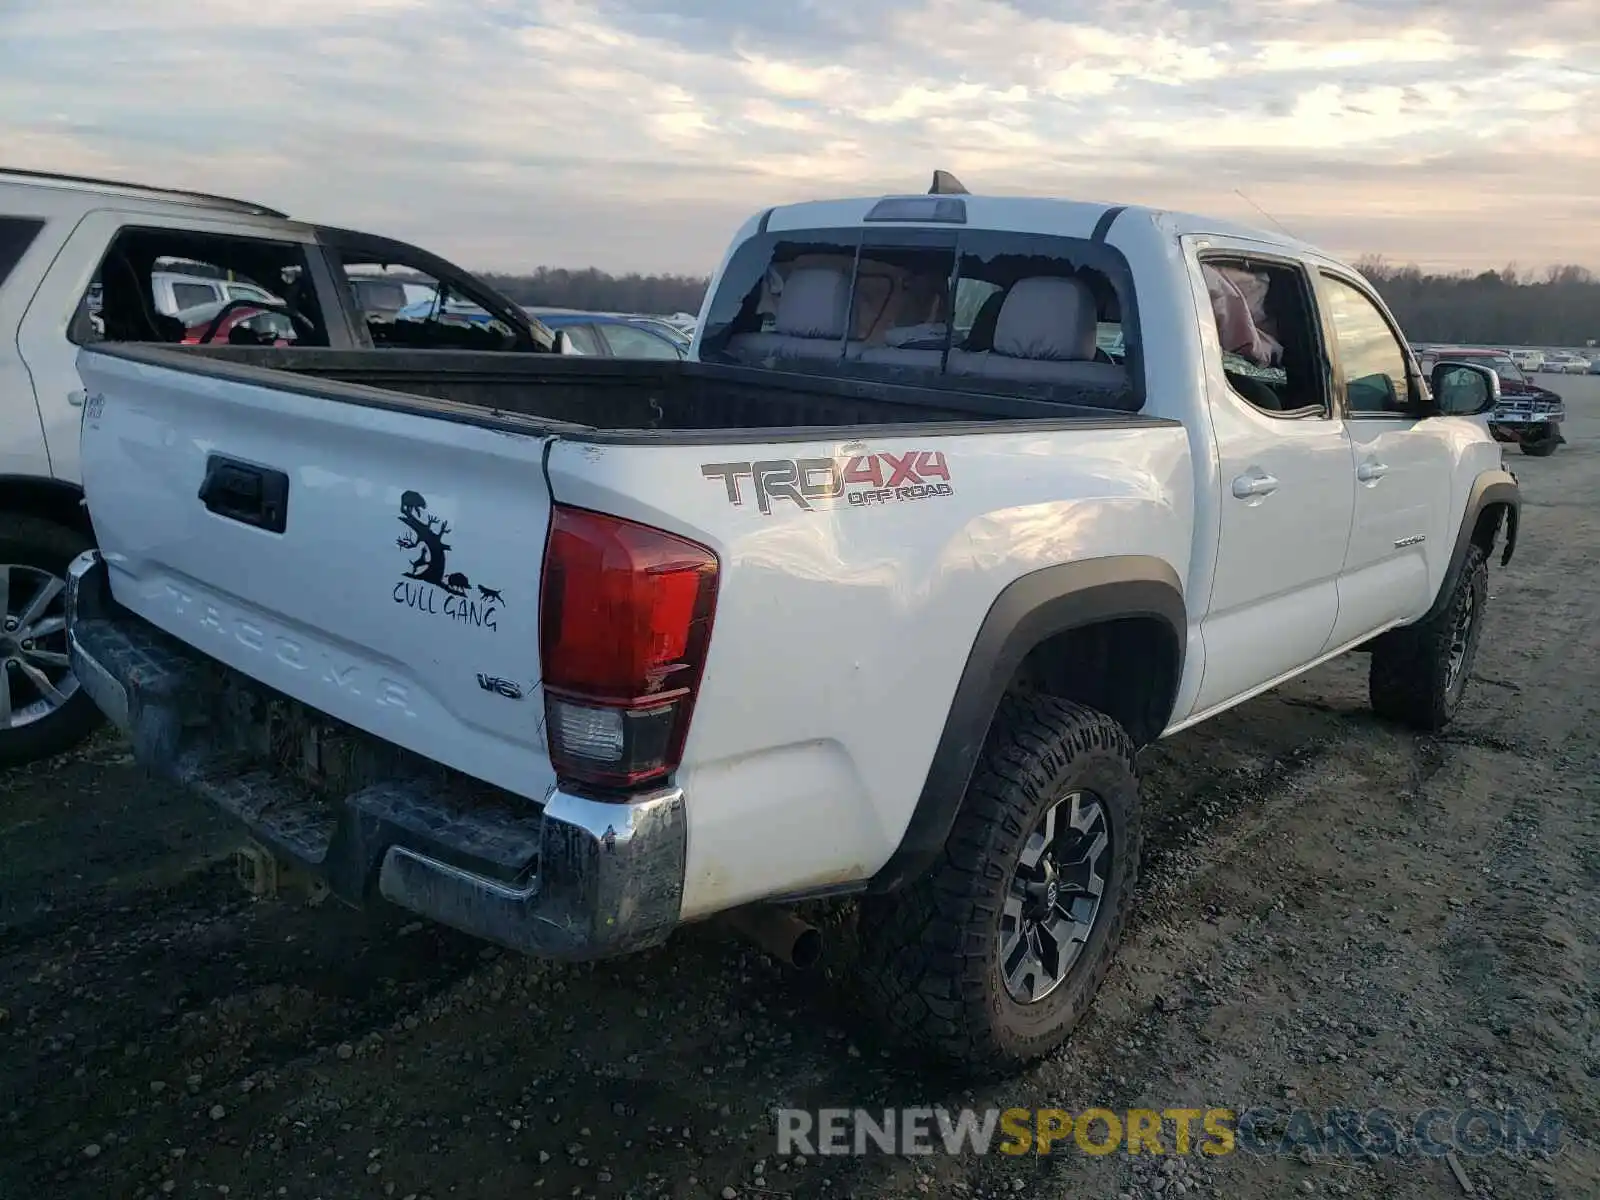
[4,378,1600,1200]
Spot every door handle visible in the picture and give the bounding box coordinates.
[1231,472,1279,499]
[68,389,87,408]
[1357,460,1390,482]
[198,454,291,534]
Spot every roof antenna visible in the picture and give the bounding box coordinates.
[1234,188,1295,238]
[929,169,970,196]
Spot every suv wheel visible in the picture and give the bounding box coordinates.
[0,516,104,768]
[857,695,1141,1073]
[1368,543,1487,732]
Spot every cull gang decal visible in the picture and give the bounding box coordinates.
[392,490,504,631]
[701,449,954,515]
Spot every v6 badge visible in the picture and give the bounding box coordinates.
[475,673,525,700]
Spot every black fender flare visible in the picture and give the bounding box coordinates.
[1421,468,1519,625]
[868,555,1187,894]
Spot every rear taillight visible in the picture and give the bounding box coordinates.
[539,505,719,790]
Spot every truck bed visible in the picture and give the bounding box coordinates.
[89,344,1168,443]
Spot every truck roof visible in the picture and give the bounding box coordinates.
[761,192,1328,259]
[0,167,288,219]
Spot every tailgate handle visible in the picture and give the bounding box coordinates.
[199,455,289,534]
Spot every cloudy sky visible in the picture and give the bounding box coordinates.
[2,0,1596,276]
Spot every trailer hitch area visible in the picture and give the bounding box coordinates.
[233,841,330,906]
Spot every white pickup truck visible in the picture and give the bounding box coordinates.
[63,184,1520,1073]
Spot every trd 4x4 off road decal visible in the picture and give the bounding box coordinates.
[701,450,953,514]
[391,490,504,631]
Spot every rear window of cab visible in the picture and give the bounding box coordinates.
[697,222,1145,414]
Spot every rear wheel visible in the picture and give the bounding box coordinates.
[0,516,103,768]
[857,695,1141,1073]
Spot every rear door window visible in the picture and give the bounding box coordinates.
[75,227,329,346]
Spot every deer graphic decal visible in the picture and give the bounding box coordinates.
[392,490,504,632]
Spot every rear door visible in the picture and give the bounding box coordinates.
[1182,240,1356,717]
[76,347,560,801]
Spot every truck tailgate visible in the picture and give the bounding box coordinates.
[76,348,558,802]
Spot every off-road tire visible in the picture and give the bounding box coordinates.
[0,515,104,768]
[856,695,1141,1074]
[1520,435,1559,457]
[1368,542,1488,732]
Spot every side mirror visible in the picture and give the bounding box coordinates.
[1429,361,1500,416]
[553,329,584,356]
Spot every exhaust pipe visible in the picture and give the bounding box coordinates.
[725,904,823,970]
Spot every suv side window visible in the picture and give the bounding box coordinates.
[76,227,328,346]
[1319,273,1411,415]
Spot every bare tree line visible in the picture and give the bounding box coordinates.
[1356,258,1599,347]
[479,260,1600,348]
[480,267,709,316]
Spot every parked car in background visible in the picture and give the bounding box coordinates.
[151,268,280,315]
[347,274,412,324]
[394,294,496,328]
[1540,351,1590,374]
[1589,356,1600,375]
[524,307,687,358]
[1508,348,1545,372]
[623,314,693,351]
[1416,346,1565,456]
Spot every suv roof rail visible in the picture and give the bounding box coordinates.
[0,167,288,218]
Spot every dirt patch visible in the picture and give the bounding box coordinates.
[6,385,1600,1200]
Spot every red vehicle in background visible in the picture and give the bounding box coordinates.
[1415,346,1566,457]
[176,298,301,346]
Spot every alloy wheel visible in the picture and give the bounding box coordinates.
[0,564,78,730]
[1445,586,1477,696]
[999,790,1113,1004]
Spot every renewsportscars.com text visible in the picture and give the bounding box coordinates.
[774,1106,1565,1159]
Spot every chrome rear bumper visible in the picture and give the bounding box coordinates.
[65,550,685,960]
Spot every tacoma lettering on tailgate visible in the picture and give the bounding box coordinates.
[700,450,953,515]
